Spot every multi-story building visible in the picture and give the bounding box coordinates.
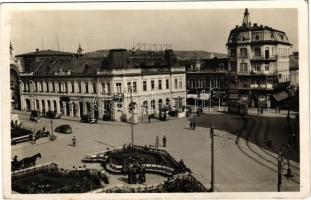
[16,47,186,123]
[226,8,292,108]
[186,57,228,106]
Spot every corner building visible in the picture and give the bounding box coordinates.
[227,9,292,108]
[17,48,186,123]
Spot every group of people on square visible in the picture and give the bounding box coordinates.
[31,127,51,144]
[123,161,146,184]
[155,135,167,148]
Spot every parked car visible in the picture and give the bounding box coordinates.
[55,124,72,134]
[30,110,40,122]
[81,115,97,124]
[46,110,61,119]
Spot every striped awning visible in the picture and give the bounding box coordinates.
[272,91,289,102]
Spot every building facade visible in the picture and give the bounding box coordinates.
[17,48,186,123]
[226,9,292,108]
[186,57,228,107]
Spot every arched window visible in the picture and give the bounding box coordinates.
[158,99,163,110]
[151,100,155,110]
[53,100,57,112]
[166,98,170,106]
[25,99,31,111]
[47,100,51,111]
[36,99,40,110]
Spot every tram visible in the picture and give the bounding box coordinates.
[227,100,248,115]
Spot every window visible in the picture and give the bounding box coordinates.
[58,82,62,92]
[179,78,182,89]
[265,65,269,71]
[240,63,248,72]
[78,82,82,93]
[71,82,75,93]
[151,100,155,110]
[65,82,68,93]
[127,82,132,93]
[158,80,162,90]
[151,80,155,90]
[254,47,261,56]
[52,82,55,92]
[240,48,248,58]
[265,47,270,59]
[85,82,89,94]
[102,83,106,94]
[93,82,96,94]
[143,81,147,91]
[133,82,137,93]
[174,79,178,89]
[116,82,122,93]
[35,82,38,92]
[107,83,111,94]
[166,79,169,89]
[46,82,49,92]
[230,49,236,57]
[40,81,44,92]
[253,63,260,72]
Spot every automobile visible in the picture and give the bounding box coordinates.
[55,124,72,134]
[81,115,97,124]
[30,110,40,122]
[46,110,61,119]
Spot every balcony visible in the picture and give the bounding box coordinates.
[250,55,278,61]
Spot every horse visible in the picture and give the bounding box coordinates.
[20,153,42,168]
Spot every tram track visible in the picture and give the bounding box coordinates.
[234,114,299,183]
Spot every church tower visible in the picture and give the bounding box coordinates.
[77,43,84,56]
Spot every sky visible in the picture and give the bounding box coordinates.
[10,8,298,55]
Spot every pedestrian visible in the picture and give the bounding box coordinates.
[267,136,272,147]
[275,106,278,113]
[261,107,264,115]
[72,136,77,147]
[193,121,196,130]
[148,115,151,123]
[162,135,167,147]
[155,136,159,148]
[189,121,193,130]
[32,133,36,144]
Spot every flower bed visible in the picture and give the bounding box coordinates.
[12,164,103,193]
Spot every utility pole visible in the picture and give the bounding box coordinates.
[277,152,282,192]
[50,120,54,140]
[210,122,215,192]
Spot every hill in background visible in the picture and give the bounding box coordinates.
[83,49,227,59]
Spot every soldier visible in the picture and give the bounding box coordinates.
[162,135,167,147]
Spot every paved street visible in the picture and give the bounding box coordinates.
[11,109,299,192]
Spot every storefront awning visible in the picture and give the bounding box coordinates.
[187,94,198,99]
[272,91,289,102]
[199,93,210,100]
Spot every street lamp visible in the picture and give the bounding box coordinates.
[127,86,134,146]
